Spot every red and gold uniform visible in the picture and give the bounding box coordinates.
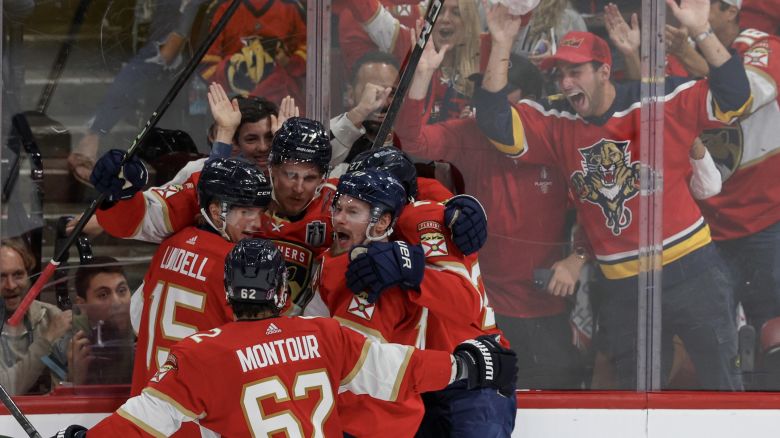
[200,0,307,104]
[475,53,753,279]
[311,250,427,438]
[89,317,454,437]
[129,226,234,398]
[698,29,780,241]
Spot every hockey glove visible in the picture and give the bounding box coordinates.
[444,195,487,256]
[346,241,425,304]
[90,149,148,203]
[454,335,518,396]
[52,425,87,438]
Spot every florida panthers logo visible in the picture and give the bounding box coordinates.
[570,139,640,236]
[700,125,743,181]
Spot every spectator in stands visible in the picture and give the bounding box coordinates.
[337,0,483,123]
[604,5,724,202]
[660,0,780,387]
[68,256,134,385]
[330,51,399,170]
[335,0,422,72]
[68,0,209,185]
[200,0,307,105]
[475,1,751,390]
[0,238,71,395]
[739,0,780,35]
[395,42,585,389]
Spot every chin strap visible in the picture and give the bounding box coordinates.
[363,220,395,243]
[201,202,232,241]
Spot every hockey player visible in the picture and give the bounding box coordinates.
[475,1,751,390]
[54,238,518,437]
[90,157,273,398]
[317,166,514,436]
[348,146,488,255]
[308,169,436,437]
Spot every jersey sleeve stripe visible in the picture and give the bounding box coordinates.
[490,108,527,158]
[341,341,416,402]
[143,387,203,420]
[117,408,167,438]
[340,339,372,387]
[147,190,175,237]
[118,389,201,438]
[341,340,415,401]
[389,347,414,402]
[334,316,390,343]
[712,94,754,123]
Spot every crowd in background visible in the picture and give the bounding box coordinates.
[3,0,780,398]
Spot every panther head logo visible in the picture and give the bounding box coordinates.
[571,139,640,236]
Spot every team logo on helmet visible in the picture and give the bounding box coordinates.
[570,139,639,236]
[700,125,743,182]
[273,240,315,306]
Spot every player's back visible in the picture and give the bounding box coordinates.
[131,225,234,395]
[161,317,368,437]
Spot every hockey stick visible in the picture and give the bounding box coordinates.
[0,382,41,438]
[370,0,444,149]
[7,0,244,327]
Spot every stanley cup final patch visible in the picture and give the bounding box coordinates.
[420,232,448,257]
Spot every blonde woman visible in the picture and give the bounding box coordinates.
[340,0,483,123]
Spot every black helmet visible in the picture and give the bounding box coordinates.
[348,146,418,199]
[224,238,288,312]
[269,117,331,174]
[197,158,272,211]
[334,169,407,223]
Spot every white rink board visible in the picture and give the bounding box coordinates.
[2,409,780,437]
[511,408,780,438]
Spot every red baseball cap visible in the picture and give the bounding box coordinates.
[540,31,612,71]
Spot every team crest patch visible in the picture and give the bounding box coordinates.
[421,232,449,257]
[347,293,375,321]
[700,126,743,181]
[417,220,442,232]
[744,44,770,68]
[306,220,328,247]
[273,240,314,306]
[150,354,178,383]
[570,139,640,236]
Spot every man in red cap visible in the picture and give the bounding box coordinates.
[475,0,755,390]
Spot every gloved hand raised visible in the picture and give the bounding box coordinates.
[453,335,518,396]
[346,241,425,304]
[444,194,488,256]
[90,149,148,203]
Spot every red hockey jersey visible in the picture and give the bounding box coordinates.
[394,199,506,350]
[130,226,234,397]
[98,175,336,310]
[698,29,780,241]
[396,97,570,318]
[88,317,453,437]
[200,0,306,103]
[312,249,427,438]
[475,54,753,279]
